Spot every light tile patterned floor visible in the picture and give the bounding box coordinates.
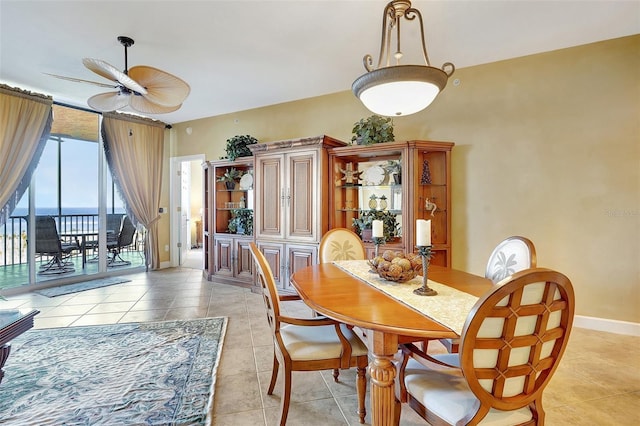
[3,251,639,425]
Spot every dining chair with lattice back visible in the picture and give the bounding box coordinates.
[398,268,574,425]
[249,242,369,425]
[438,236,538,355]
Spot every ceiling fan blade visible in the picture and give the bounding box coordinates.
[44,73,117,89]
[129,66,190,107]
[87,92,130,112]
[83,58,147,95]
[129,95,181,114]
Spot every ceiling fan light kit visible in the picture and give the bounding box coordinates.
[52,36,190,115]
[352,0,455,117]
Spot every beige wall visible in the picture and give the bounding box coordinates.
[167,35,639,323]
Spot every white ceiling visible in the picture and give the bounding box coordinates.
[1,0,638,125]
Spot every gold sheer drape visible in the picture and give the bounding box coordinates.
[0,84,53,226]
[102,112,166,270]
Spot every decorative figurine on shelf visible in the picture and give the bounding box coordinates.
[368,194,378,209]
[420,160,432,184]
[414,219,437,296]
[424,198,437,216]
[339,162,362,186]
[378,195,388,210]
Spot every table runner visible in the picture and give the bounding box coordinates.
[333,260,479,335]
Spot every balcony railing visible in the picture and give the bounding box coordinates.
[1,214,101,267]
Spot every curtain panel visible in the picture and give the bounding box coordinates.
[0,84,53,226]
[102,112,166,270]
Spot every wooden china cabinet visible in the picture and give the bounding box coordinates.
[202,157,255,287]
[327,140,454,267]
[250,135,347,293]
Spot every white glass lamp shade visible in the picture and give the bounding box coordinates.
[352,65,449,117]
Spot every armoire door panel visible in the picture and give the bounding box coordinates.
[287,151,316,240]
[258,156,283,238]
[235,239,254,281]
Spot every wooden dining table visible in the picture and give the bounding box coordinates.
[290,262,493,426]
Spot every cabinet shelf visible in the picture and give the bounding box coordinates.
[328,140,453,267]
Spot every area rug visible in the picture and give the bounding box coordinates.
[34,276,131,297]
[0,317,227,425]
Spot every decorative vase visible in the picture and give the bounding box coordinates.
[393,174,401,185]
[361,228,373,242]
[225,181,236,190]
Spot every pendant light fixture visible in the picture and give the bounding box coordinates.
[352,0,455,117]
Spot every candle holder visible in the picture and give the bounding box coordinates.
[373,237,384,258]
[414,245,437,296]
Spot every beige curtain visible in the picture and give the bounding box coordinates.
[0,84,53,226]
[102,112,166,270]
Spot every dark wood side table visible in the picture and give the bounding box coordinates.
[0,309,39,384]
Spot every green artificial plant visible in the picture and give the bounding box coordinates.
[223,135,258,161]
[351,115,395,145]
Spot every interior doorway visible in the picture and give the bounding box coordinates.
[170,154,205,268]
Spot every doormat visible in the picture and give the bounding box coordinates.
[34,276,131,297]
[0,317,227,425]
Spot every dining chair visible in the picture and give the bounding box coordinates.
[319,228,366,262]
[318,227,368,379]
[485,236,537,284]
[34,215,79,275]
[249,242,369,425]
[398,268,575,425]
[107,215,137,266]
[439,236,538,355]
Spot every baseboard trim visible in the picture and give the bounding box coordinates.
[574,315,640,336]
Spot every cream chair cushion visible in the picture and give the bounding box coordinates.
[403,358,534,425]
[319,228,366,262]
[281,323,369,360]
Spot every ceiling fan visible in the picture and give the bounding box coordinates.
[47,36,190,114]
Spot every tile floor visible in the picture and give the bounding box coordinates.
[3,251,639,425]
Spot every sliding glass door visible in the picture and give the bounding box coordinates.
[0,105,144,292]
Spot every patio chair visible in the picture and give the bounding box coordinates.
[107,215,136,266]
[34,215,79,275]
[249,242,369,425]
[398,268,574,425]
[85,214,124,262]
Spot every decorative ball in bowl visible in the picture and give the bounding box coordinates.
[369,250,423,283]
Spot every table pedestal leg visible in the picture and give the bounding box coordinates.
[369,331,399,426]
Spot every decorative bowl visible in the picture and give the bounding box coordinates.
[377,268,417,283]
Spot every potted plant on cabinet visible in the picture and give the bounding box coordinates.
[217,167,242,190]
[222,135,258,161]
[351,115,395,145]
[352,209,398,243]
[227,209,253,235]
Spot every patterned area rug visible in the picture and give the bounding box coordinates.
[34,276,131,297]
[0,317,227,425]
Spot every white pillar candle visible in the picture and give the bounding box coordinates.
[372,220,384,238]
[416,219,431,246]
